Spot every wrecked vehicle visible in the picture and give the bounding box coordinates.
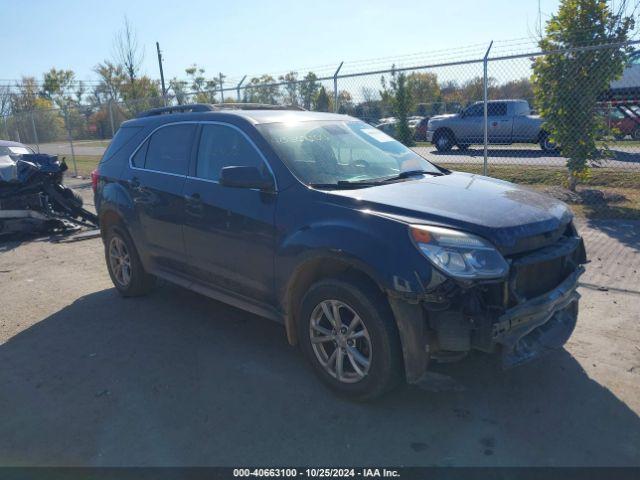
[93,104,586,400]
[0,140,97,237]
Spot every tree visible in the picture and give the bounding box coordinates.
[279,71,299,106]
[406,72,440,111]
[532,0,635,190]
[244,75,280,104]
[336,90,353,114]
[42,68,77,108]
[114,16,144,88]
[316,86,330,112]
[299,72,320,110]
[185,64,218,103]
[169,78,189,105]
[394,72,414,146]
[94,61,126,103]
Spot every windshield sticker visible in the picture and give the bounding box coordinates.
[361,128,394,143]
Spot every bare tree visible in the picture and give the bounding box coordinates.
[0,84,12,116]
[113,16,144,86]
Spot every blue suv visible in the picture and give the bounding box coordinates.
[93,104,586,400]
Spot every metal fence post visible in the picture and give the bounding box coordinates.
[219,73,225,103]
[236,75,247,103]
[30,112,40,153]
[63,107,78,177]
[333,62,344,113]
[2,115,8,140]
[108,99,116,138]
[483,41,493,177]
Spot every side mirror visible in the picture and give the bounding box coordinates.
[220,165,274,191]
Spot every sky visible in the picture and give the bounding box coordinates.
[0,0,562,87]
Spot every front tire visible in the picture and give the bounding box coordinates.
[433,130,455,152]
[298,277,403,401]
[104,224,155,297]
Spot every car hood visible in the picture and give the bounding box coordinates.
[325,172,572,253]
[429,113,458,122]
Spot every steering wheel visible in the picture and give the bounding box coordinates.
[351,159,370,169]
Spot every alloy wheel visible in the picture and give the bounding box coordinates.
[309,299,372,383]
[108,235,132,288]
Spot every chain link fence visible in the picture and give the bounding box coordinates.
[2,40,639,218]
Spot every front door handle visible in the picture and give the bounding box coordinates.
[185,192,204,217]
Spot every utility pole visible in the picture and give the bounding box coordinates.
[219,73,225,103]
[236,75,247,103]
[156,42,167,105]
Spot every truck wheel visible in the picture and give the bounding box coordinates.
[632,127,640,141]
[104,224,155,297]
[434,130,454,152]
[298,276,403,401]
[540,132,557,152]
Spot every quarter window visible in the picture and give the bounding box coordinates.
[131,140,148,167]
[196,124,265,181]
[144,124,196,175]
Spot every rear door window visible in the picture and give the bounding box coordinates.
[487,102,507,117]
[145,124,196,175]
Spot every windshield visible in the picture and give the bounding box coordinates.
[257,120,441,186]
[0,146,33,156]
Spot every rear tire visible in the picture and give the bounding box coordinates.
[433,130,455,152]
[298,276,403,401]
[104,224,155,297]
[539,132,557,152]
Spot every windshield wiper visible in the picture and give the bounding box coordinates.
[309,180,379,189]
[373,170,444,183]
[309,170,444,189]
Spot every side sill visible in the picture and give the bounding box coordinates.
[150,268,284,324]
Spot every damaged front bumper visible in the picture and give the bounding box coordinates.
[389,236,586,384]
[493,266,583,368]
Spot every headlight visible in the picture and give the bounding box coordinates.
[410,225,509,280]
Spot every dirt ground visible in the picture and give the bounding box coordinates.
[0,180,639,466]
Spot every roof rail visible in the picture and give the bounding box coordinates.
[136,103,216,118]
[211,103,307,111]
[137,102,307,118]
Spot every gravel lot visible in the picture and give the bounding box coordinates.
[0,180,639,466]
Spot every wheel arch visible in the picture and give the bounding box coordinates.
[281,253,388,346]
[433,126,456,142]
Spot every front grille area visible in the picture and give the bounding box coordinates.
[514,256,567,299]
[509,235,585,301]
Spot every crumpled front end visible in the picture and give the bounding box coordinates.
[390,224,587,384]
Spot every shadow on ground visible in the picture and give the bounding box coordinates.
[585,218,640,253]
[1,284,639,466]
